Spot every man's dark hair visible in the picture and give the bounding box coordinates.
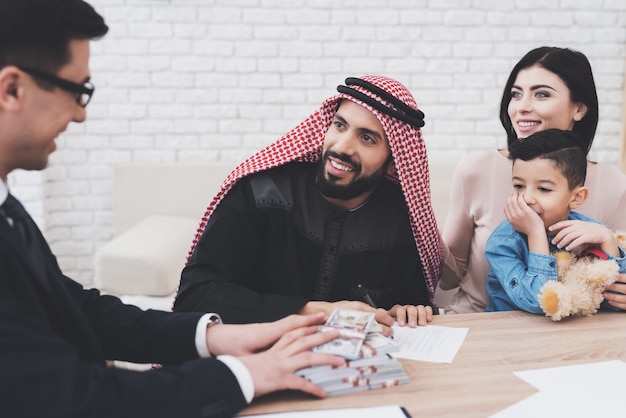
[508,129,588,190]
[500,47,598,154]
[0,0,108,73]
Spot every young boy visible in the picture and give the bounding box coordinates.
[485,129,626,313]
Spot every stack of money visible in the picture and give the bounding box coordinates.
[298,308,410,396]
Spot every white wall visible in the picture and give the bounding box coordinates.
[9,0,626,286]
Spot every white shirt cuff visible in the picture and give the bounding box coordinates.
[217,355,255,404]
[195,313,214,358]
[195,315,255,403]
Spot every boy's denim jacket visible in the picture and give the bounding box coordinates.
[485,211,626,313]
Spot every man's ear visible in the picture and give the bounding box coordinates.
[569,185,589,209]
[386,160,397,177]
[0,66,23,111]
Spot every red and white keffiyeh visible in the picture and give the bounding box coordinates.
[185,75,443,306]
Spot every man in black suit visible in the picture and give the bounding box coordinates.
[0,1,344,417]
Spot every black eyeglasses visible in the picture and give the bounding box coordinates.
[18,66,95,107]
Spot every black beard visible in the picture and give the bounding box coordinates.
[316,151,389,201]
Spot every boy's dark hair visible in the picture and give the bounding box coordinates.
[0,0,108,73]
[500,47,598,154]
[508,129,588,190]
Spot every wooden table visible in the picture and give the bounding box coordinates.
[239,310,626,417]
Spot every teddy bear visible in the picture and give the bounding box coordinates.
[538,231,626,321]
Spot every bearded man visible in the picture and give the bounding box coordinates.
[174,76,443,336]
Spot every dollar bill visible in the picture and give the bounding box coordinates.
[327,308,375,331]
[312,308,375,359]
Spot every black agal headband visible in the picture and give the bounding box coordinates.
[337,77,425,128]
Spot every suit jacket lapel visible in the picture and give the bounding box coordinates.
[0,215,50,292]
[0,218,105,362]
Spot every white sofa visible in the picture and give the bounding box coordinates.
[94,161,456,311]
[94,162,237,311]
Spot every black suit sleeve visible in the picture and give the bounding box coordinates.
[64,274,204,364]
[0,239,248,418]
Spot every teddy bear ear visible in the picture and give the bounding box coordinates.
[553,251,571,262]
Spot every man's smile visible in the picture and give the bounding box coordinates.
[329,158,353,172]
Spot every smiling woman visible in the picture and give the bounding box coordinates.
[438,46,626,315]
[507,65,587,139]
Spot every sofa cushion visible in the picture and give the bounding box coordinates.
[94,215,198,297]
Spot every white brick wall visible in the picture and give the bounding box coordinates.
[7,0,626,286]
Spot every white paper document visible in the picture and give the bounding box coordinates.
[241,405,410,417]
[389,324,468,363]
[490,360,626,417]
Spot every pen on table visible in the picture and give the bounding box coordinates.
[357,284,378,308]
